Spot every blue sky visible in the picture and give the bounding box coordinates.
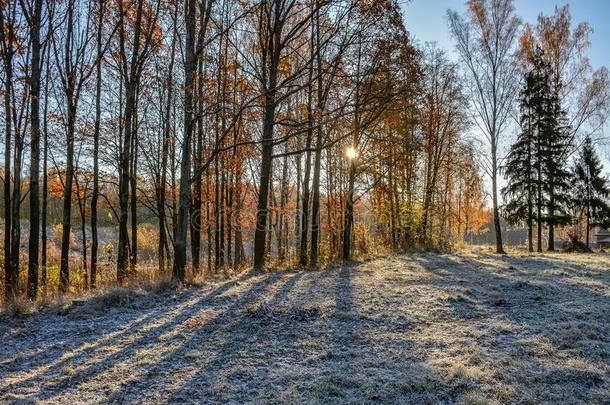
[401,0,610,71]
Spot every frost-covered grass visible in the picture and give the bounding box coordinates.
[1,248,609,404]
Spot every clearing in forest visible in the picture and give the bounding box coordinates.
[1,249,609,404]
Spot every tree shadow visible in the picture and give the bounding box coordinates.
[160,271,306,403]
[3,252,608,403]
[1,271,258,401]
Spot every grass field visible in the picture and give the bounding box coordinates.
[1,248,609,404]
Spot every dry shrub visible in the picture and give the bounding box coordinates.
[45,242,62,265]
[1,253,181,316]
[4,295,37,318]
[186,268,210,287]
[66,276,179,319]
[88,285,144,308]
[452,239,467,250]
[102,242,114,262]
[53,223,76,249]
[135,225,159,261]
[66,286,145,319]
[152,277,179,293]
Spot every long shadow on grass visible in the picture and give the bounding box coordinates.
[25,271,262,401]
[159,271,307,403]
[325,262,360,398]
[0,303,168,395]
[0,293,167,371]
[93,271,292,403]
[319,260,457,403]
[162,265,359,403]
[0,286,212,390]
[331,263,355,354]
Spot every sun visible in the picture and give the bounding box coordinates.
[346,146,358,160]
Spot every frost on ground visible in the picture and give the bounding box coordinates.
[1,249,609,404]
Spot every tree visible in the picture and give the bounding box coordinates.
[250,0,325,270]
[540,75,572,251]
[90,0,107,289]
[307,0,355,266]
[448,0,521,254]
[418,45,468,246]
[572,135,610,247]
[504,47,572,251]
[3,0,606,303]
[41,43,51,295]
[503,55,544,252]
[52,0,105,292]
[0,0,23,301]
[173,0,212,282]
[21,0,44,299]
[157,0,179,275]
[115,0,160,283]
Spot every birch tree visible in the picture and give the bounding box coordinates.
[448,0,521,254]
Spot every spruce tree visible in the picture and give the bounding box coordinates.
[531,47,550,252]
[572,135,610,246]
[541,87,572,250]
[505,46,573,251]
[503,71,539,252]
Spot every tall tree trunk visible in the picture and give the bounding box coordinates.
[117,82,137,282]
[117,0,144,283]
[173,0,197,281]
[1,4,14,300]
[233,166,243,267]
[527,135,534,253]
[253,99,276,270]
[219,166,226,267]
[342,160,355,261]
[226,164,233,266]
[157,2,177,274]
[537,202,542,252]
[491,145,504,254]
[295,141,301,257]
[309,128,323,267]
[548,187,555,251]
[10,121,22,296]
[59,104,77,292]
[90,0,104,289]
[420,144,435,243]
[170,117,177,238]
[527,201,534,252]
[41,58,49,295]
[252,63,279,269]
[277,146,288,261]
[342,41,360,260]
[299,21,315,265]
[267,179,274,261]
[191,55,204,272]
[75,177,88,289]
[130,100,139,270]
[299,85,313,265]
[309,8,324,267]
[206,170,212,271]
[214,155,220,269]
[27,0,43,299]
[191,103,202,272]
